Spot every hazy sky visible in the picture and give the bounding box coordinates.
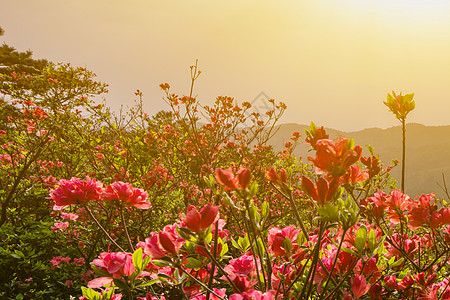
[1,0,450,131]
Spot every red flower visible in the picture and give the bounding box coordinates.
[301,176,340,205]
[158,232,177,255]
[183,204,219,233]
[266,167,280,184]
[268,225,300,257]
[361,156,381,178]
[89,252,135,288]
[308,138,362,177]
[266,167,288,186]
[341,165,369,185]
[101,181,150,209]
[142,235,165,259]
[215,167,252,190]
[305,124,329,149]
[386,190,409,224]
[49,177,103,210]
[142,224,183,258]
[351,275,371,299]
[384,275,399,290]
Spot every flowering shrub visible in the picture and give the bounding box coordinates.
[2,45,449,299]
[44,120,450,300]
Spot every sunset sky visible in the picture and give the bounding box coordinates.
[1,0,450,131]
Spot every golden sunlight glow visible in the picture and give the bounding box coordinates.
[3,0,450,130]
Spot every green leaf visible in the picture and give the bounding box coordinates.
[231,238,240,250]
[220,241,229,257]
[113,278,129,291]
[136,278,159,288]
[282,237,293,254]
[152,259,171,267]
[91,264,112,277]
[101,289,114,300]
[317,203,339,222]
[14,250,25,258]
[158,273,174,284]
[261,201,269,220]
[132,247,143,271]
[185,257,203,269]
[341,247,359,256]
[390,257,404,268]
[368,229,376,252]
[355,225,368,253]
[82,287,100,300]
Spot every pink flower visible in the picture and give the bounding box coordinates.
[51,221,69,232]
[89,252,135,288]
[142,235,166,259]
[50,256,63,267]
[61,212,79,220]
[351,275,371,299]
[224,255,257,292]
[142,224,184,258]
[268,225,300,257]
[101,181,151,209]
[65,280,73,287]
[229,290,276,300]
[49,177,103,210]
[182,203,219,233]
[73,257,85,266]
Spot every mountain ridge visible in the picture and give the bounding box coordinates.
[266,123,450,198]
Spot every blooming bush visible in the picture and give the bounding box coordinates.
[2,45,449,300]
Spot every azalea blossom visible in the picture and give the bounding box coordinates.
[182,203,219,233]
[308,138,362,177]
[101,181,151,209]
[49,177,103,210]
[215,167,251,190]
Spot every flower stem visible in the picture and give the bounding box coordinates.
[85,205,125,252]
[120,207,135,252]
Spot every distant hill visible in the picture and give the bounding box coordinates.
[267,123,450,199]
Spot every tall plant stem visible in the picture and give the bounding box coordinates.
[242,197,268,290]
[202,242,240,293]
[320,228,347,299]
[120,208,135,252]
[85,206,125,252]
[205,220,219,300]
[401,118,406,192]
[302,222,325,300]
[272,184,310,242]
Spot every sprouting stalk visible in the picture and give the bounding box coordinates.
[383,91,415,192]
[85,205,125,252]
[401,118,406,192]
[283,253,312,299]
